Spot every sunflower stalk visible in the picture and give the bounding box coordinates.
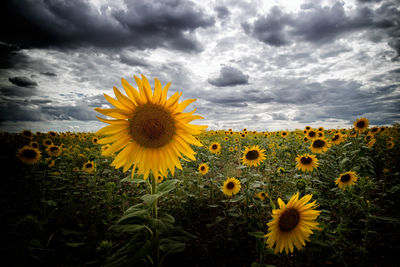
[150,174,160,267]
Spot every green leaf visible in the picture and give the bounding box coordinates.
[65,242,85,247]
[109,224,146,233]
[369,215,400,223]
[248,231,266,239]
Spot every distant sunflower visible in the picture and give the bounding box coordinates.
[317,127,324,132]
[366,139,376,147]
[241,145,266,167]
[92,137,99,145]
[335,171,358,190]
[349,128,357,138]
[95,75,206,179]
[82,161,96,174]
[43,139,53,147]
[198,163,209,175]
[48,131,57,138]
[370,126,379,135]
[265,192,321,254]
[303,137,309,143]
[16,146,41,164]
[21,130,33,139]
[229,147,234,152]
[281,131,288,138]
[295,154,319,172]
[331,132,344,145]
[310,138,330,154]
[256,191,268,200]
[387,141,395,149]
[234,137,239,143]
[209,142,221,154]
[224,136,229,141]
[29,141,39,149]
[306,129,317,140]
[305,126,311,131]
[156,174,164,183]
[48,159,55,168]
[353,118,369,133]
[46,145,61,157]
[222,177,241,197]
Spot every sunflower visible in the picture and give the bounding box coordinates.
[306,129,317,140]
[387,141,395,149]
[281,131,288,138]
[303,137,309,143]
[48,131,57,138]
[310,138,330,153]
[277,167,285,174]
[335,171,358,190]
[95,75,206,179]
[46,145,61,157]
[48,159,55,168]
[330,132,345,145]
[92,137,99,145]
[353,117,369,133]
[229,147,234,152]
[305,126,311,131]
[29,141,39,149]
[198,163,209,175]
[222,177,241,197]
[366,139,376,147]
[21,130,33,139]
[16,146,41,164]
[256,191,268,200]
[265,192,321,254]
[82,161,96,174]
[156,174,164,183]
[209,142,221,154]
[241,145,266,167]
[43,139,53,147]
[224,136,229,141]
[295,154,319,172]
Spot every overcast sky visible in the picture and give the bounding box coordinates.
[1,0,399,132]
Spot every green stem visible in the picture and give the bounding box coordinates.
[150,174,159,267]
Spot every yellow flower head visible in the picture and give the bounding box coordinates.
[241,145,266,167]
[222,177,241,197]
[295,154,319,172]
[198,163,209,175]
[335,171,358,190]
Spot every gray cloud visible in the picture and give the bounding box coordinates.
[243,1,400,58]
[215,6,230,19]
[271,113,289,120]
[0,0,215,53]
[208,66,249,87]
[40,72,57,76]
[8,76,38,87]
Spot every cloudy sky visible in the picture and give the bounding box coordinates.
[1,0,399,132]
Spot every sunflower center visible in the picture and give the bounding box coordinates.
[227,181,235,189]
[212,144,218,150]
[356,121,365,128]
[130,104,175,148]
[308,131,316,138]
[340,174,350,182]
[279,208,300,232]
[312,140,325,148]
[50,147,59,152]
[261,192,266,197]
[23,149,37,159]
[86,163,93,168]
[200,166,205,171]
[332,134,339,141]
[246,150,259,160]
[300,156,312,165]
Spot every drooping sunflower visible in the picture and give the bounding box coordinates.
[387,141,395,149]
[256,191,268,200]
[222,177,241,197]
[82,161,96,174]
[16,146,41,164]
[198,163,209,175]
[46,145,61,157]
[349,129,357,138]
[330,132,345,145]
[353,117,369,133]
[366,139,376,147]
[95,75,207,179]
[335,171,358,190]
[265,192,321,254]
[295,154,319,172]
[209,142,221,154]
[310,138,330,153]
[92,137,99,145]
[241,145,266,167]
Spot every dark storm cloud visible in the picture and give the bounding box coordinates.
[119,54,149,67]
[0,0,214,52]
[214,6,230,19]
[0,85,37,97]
[40,72,57,77]
[8,76,38,87]
[243,1,400,57]
[208,66,249,87]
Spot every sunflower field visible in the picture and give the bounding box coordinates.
[2,77,400,267]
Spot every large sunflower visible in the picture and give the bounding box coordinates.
[16,146,41,164]
[310,138,330,153]
[95,75,207,179]
[335,171,358,190]
[241,145,266,167]
[295,154,319,172]
[265,192,321,254]
[353,117,369,133]
[222,177,241,197]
